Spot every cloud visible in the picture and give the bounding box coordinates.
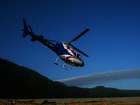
[58,69,140,86]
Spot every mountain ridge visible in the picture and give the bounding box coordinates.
[0,58,140,98]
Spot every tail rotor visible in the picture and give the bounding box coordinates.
[22,18,32,37]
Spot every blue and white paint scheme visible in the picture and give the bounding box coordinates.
[22,19,89,68]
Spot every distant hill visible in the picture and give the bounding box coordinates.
[0,58,140,98]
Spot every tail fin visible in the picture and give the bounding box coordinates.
[22,18,32,37]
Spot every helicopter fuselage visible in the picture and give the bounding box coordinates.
[54,42,84,67]
[22,18,88,68]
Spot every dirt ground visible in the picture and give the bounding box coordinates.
[0,97,140,105]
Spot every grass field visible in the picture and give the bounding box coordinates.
[1,97,140,105]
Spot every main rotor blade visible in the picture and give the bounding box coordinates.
[69,28,90,43]
[70,43,88,57]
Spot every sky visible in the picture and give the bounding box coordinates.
[0,0,140,89]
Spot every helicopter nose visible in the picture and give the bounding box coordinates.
[79,60,84,67]
[75,59,84,67]
[70,57,84,67]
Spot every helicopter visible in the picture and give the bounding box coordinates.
[22,19,90,68]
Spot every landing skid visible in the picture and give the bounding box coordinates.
[54,62,59,65]
[54,62,73,70]
[54,58,73,70]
